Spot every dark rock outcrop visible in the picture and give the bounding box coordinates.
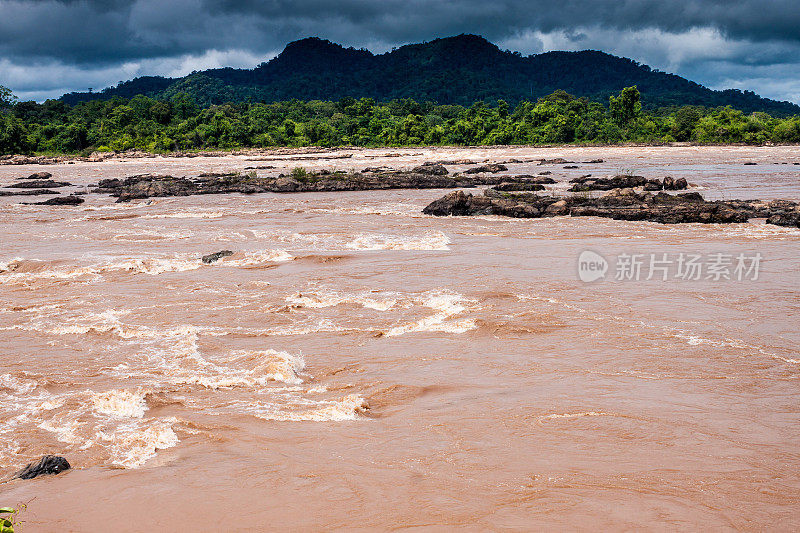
[464,163,507,174]
[16,455,71,479]
[767,211,800,228]
[411,163,448,175]
[26,195,84,206]
[0,189,61,196]
[643,179,663,191]
[569,175,647,191]
[570,175,687,192]
[202,250,234,264]
[93,170,524,202]
[491,182,546,192]
[423,189,773,224]
[663,177,688,190]
[24,171,53,180]
[8,179,71,189]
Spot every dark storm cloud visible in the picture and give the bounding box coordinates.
[2,0,799,64]
[1,0,800,102]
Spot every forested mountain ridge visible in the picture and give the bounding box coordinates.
[59,34,800,116]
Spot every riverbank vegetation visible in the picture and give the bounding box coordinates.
[2,85,799,155]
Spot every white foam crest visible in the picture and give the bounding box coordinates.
[99,417,179,469]
[91,389,148,418]
[222,250,293,266]
[309,203,421,217]
[385,290,477,336]
[82,203,148,212]
[238,319,348,337]
[0,373,38,395]
[286,289,397,311]
[251,394,369,422]
[37,419,87,445]
[141,211,225,219]
[346,232,451,251]
[0,257,24,273]
[21,309,136,338]
[538,411,612,422]
[0,255,203,284]
[169,349,307,389]
[99,257,202,275]
[111,230,192,241]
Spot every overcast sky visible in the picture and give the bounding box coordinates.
[1,0,799,103]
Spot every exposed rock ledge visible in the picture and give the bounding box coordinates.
[93,169,541,202]
[423,189,800,227]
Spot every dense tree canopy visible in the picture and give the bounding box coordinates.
[1,85,799,155]
[59,36,800,117]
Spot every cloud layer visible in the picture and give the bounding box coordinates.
[2,0,799,103]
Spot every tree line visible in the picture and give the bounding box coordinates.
[1,85,799,155]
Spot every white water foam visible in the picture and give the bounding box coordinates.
[385,290,477,336]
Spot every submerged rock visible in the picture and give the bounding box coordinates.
[202,250,234,264]
[16,455,71,479]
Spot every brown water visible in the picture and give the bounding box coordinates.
[1,146,799,531]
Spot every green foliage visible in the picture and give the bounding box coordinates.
[0,507,16,533]
[609,86,642,127]
[0,87,799,155]
[290,167,308,179]
[56,36,800,117]
[0,85,17,108]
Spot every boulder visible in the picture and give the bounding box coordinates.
[422,190,475,216]
[569,175,647,191]
[412,163,448,175]
[24,171,53,180]
[464,163,507,174]
[767,211,800,228]
[202,250,234,264]
[492,182,545,192]
[29,195,84,206]
[16,455,70,479]
[644,179,663,191]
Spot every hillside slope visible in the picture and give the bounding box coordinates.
[59,34,800,115]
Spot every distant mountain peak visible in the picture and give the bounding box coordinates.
[58,35,800,116]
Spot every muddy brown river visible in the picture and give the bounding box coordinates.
[1,145,799,531]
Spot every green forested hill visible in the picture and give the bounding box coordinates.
[58,35,800,116]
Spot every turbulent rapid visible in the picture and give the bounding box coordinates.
[1,145,799,530]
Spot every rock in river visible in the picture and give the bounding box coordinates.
[16,455,71,479]
[202,250,234,264]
